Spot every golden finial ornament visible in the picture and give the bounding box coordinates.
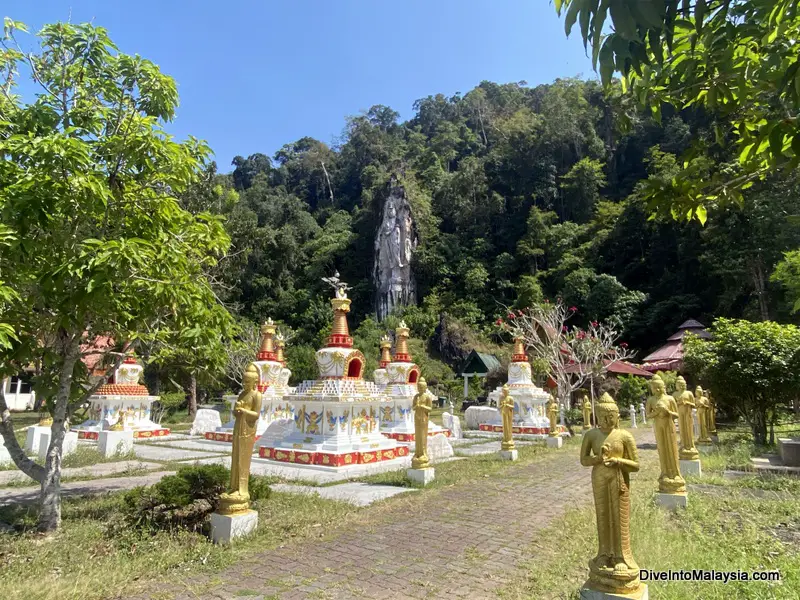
[258,319,277,360]
[219,363,263,515]
[580,392,643,596]
[646,375,686,494]
[411,377,433,470]
[275,331,286,365]
[674,376,699,460]
[500,384,515,451]
[379,334,392,367]
[393,320,412,362]
[512,336,526,362]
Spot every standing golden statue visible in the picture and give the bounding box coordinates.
[707,390,718,435]
[219,363,263,515]
[673,376,699,461]
[580,393,643,596]
[547,395,559,437]
[646,375,685,494]
[500,384,515,451]
[411,377,433,470]
[695,386,712,444]
[582,394,592,431]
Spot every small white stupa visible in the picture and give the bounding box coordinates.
[484,337,550,434]
[380,321,449,442]
[73,352,169,440]
[207,320,295,442]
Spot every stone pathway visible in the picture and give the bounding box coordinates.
[133,430,657,600]
[0,471,176,506]
[0,460,162,487]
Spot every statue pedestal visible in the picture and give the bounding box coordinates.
[98,430,134,458]
[697,443,714,454]
[37,430,77,461]
[407,467,435,486]
[711,434,719,444]
[655,492,688,510]
[499,449,518,461]
[580,583,648,600]
[25,425,51,454]
[546,436,563,449]
[209,510,258,544]
[679,459,702,477]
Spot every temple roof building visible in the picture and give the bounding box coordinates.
[642,319,711,372]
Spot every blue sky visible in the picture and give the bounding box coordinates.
[5,1,595,171]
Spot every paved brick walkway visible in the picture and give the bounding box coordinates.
[137,430,655,600]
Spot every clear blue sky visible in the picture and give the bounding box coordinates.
[5,0,595,171]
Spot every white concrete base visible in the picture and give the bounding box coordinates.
[407,467,435,485]
[546,436,563,449]
[25,426,50,454]
[0,443,11,466]
[680,459,702,477]
[98,430,134,458]
[697,443,714,454]
[499,449,518,461]
[209,509,258,544]
[655,492,688,510]
[580,584,648,600]
[37,430,78,461]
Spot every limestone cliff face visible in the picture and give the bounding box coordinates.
[374,177,417,320]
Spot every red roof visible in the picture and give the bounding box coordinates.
[643,318,711,368]
[564,359,653,378]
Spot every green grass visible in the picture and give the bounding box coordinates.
[499,442,800,600]
[0,482,358,600]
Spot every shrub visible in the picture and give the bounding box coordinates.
[120,464,270,534]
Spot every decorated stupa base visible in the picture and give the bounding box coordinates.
[206,395,295,442]
[478,422,564,436]
[73,356,169,440]
[379,385,451,442]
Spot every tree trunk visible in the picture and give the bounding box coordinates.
[750,408,768,447]
[38,334,81,533]
[750,258,770,322]
[0,388,45,482]
[188,373,198,419]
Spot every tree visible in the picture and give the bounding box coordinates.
[555,0,800,219]
[683,318,800,445]
[497,300,635,411]
[0,21,233,532]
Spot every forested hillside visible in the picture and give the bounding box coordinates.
[185,78,800,372]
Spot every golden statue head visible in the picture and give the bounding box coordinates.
[243,363,259,390]
[501,383,510,396]
[595,392,619,431]
[695,385,704,397]
[649,374,665,395]
[675,375,687,392]
[417,377,427,393]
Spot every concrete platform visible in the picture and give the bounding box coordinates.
[132,444,227,462]
[751,455,800,477]
[0,460,163,487]
[655,492,688,510]
[270,482,417,507]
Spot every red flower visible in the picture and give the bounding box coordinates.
[495,318,503,326]
[517,310,524,317]
[508,313,516,320]
[591,321,598,327]
[620,342,628,348]
[569,306,577,312]
[561,325,568,332]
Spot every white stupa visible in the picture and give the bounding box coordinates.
[483,337,550,434]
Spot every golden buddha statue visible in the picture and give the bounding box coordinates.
[647,375,685,494]
[499,384,515,451]
[582,395,592,431]
[411,377,433,470]
[695,386,712,444]
[547,395,559,437]
[673,376,699,461]
[707,390,717,435]
[580,393,643,595]
[219,363,263,515]
[38,413,53,427]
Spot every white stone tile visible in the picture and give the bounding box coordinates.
[132,445,226,462]
[270,482,417,506]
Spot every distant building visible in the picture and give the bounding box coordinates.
[459,350,501,399]
[2,374,35,411]
[642,319,711,372]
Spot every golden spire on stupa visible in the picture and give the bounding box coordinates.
[393,320,412,362]
[379,334,392,367]
[275,331,286,366]
[321,273,354,348]
[258,318,278,361]
[512,336,527,362]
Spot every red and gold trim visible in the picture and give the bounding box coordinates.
[205,431,234,442]
[258,444,409,467]
[73,428,170,440]
[326,333,354,348]
[94,383,150,396]
[382,429,452,442]
[478,424,564,435]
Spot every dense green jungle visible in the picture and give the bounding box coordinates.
[174,78,800,392]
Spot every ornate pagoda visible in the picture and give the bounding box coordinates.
[372,335,393,390]
[380,321,449,442]
[73,353,169,440]
[257,281,408,469]
[484,337,551,435]
[208,320,295,442]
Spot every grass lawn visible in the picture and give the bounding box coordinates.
[500,427,800,600]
